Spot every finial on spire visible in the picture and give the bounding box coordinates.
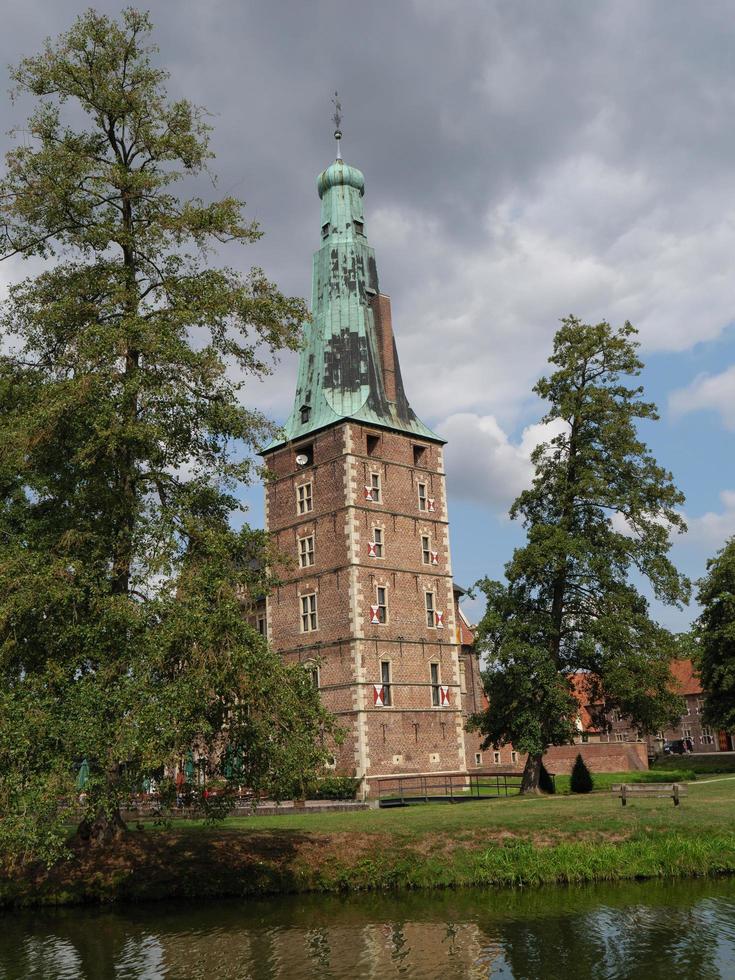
[332,90,343,160]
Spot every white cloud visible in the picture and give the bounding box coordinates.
[669,366,735,431]
[682,490,735,549]
[6,2,735,446]
[369,148,735,429]
[439,412,566,510]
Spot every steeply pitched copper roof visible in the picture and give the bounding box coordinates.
[264,157,441,452]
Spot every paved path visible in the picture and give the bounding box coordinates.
[691,774,735,784]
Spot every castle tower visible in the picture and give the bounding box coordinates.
[261,151,478,792]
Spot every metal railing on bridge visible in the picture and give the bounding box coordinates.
[374,770,531,807]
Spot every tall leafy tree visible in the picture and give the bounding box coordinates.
[696,537,735,734]
[471,318,690,791]
[0,8,336,862]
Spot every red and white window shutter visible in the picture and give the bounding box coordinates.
[430,550,439,565]
[369,605,381,625]
[435,610,444,628]
[367,541,377,557]
[427,498,436,512]
[364,485,374,501]
[373,684,385,707]
[439,685,450,706]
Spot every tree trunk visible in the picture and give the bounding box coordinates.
[76,760,128,848]
[110,192,139,599]
[520,751,543,794]
[76,807,127,848]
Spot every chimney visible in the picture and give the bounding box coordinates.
[370,292,397,402]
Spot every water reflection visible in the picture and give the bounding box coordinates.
[1,878,734,979]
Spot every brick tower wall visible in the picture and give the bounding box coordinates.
[264,420,473,793]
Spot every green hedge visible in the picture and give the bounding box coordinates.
[652,753,735,774]
[313,776,362,800]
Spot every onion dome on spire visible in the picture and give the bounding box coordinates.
[317,159,365,199]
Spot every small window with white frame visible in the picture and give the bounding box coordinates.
[475,752,482,766]
[418,482,427,511]
[300,593,318,632]
[256,613,266,636]
[297,482,313,515]
[304,660,320,689]
[430,662,440,707]
[421,534,431,565]
[459,661,467,694]
[511,751,518,763]
[298,534,314,568]
[701,727,714,745]
[424,591,435,628]
[380,659,392,706]
[493,750,501,764]
[682,727,692,739]
[370,527,384,558]
[375,586,387,624]
[369,472,381,502]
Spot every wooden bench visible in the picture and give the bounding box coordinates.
[612,783,687,806]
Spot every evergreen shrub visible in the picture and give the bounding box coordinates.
[570,754,594,793]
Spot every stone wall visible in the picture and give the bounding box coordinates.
[544,741,649,774]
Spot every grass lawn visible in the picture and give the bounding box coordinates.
[171,773,734,837]
[4,777,735,908]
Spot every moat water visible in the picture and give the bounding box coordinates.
[2,877,735,979]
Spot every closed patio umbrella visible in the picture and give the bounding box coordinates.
[76,758,90,791]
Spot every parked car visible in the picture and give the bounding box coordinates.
[663,739,686,755]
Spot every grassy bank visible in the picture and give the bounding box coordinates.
[3,777,735,908]
[651,753,735,774]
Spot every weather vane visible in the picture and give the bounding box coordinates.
[332,90,342,160]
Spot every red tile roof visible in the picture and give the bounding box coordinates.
[569,659,701,733]
[569,672,601,732]
[668,658,702,696]
[456,608,475,646]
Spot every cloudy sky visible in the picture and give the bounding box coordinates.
[3,0,735,628]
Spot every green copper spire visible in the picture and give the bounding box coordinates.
[267,152,442,451]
